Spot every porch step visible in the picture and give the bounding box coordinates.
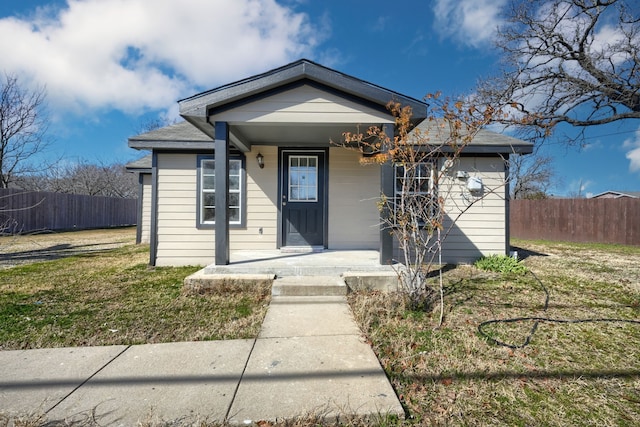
[280,246,324,254]
[271,275,347,297]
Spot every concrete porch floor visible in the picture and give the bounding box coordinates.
[184,250,403,294]
[204,250,397,276]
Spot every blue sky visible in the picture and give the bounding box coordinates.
[0,0,638,197]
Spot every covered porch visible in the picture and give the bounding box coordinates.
[177,59,427,268]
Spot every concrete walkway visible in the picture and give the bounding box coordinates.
[0,296,403,426]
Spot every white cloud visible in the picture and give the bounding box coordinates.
[432,0,507,48]
[0,0,319,115]
[567,178,593,197]
[623,127,640,173]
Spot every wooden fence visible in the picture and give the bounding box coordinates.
[0,188,137,234]
[510,198,640,246]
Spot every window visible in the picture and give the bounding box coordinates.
[394,161,438,223]
[198,156,244,227]
[288,155,318,202]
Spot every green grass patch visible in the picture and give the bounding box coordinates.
[474,254,528,275]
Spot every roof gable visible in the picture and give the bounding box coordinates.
[591,190,640,199]
[178,59,428,139]
[180,59,427,118]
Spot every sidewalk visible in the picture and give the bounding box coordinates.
[0,296,403,425]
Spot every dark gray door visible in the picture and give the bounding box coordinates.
[281,151,325,247]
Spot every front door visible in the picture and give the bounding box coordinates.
[281,150,326,247]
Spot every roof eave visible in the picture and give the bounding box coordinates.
[129,140,215,150]
[425,144,533,155]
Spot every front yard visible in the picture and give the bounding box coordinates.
[0,230,270,349]
[349,239,640,426]
[1,229,639,425]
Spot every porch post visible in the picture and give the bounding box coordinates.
[380,123,394,264]
[504,155,511,256]
[214,121,230,265]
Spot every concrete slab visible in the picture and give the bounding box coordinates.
[228,335,404,424]
[203,250,399,277]
[46,340,253,426]
[271,276,347,296]
[343,271,401,292]
[183,269,274,295]
[259,296,362,338]
[0,345,128,415]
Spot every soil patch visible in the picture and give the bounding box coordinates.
[0,227,137,269]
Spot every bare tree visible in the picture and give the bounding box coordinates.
[509,152,556,199]
[137,115,180,134]
[337,97,501,321]
[15,158,137,198]
[477,0,639,142]
[0,73,50,188]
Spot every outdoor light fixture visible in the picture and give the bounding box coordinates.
[256,152,264,169]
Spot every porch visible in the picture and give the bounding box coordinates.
[183,249,402,295]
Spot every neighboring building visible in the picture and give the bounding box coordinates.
[590,191,640,199]
[128,59,533,267]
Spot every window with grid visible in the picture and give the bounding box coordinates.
[288,155,318,202]
[199,157,243,226]
[394,161,438,223]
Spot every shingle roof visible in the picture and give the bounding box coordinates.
[128,121,213,150]
[125,154,152,171]
[130,121,212,142]
[410,119,533,154]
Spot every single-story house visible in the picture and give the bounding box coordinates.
[127,59,533,267]
[590,190,640,199]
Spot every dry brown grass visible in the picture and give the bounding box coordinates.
[0,227,136,269]
[350,239,640,426]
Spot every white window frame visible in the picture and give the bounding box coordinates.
[198,156,244,228]
[393,160,438,224]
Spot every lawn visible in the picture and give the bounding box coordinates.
[0,238,271,350]
[349,239,640,426]
[1,232,639,426]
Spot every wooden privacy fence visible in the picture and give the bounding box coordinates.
[510,198,640,246]
[0,188,137,234]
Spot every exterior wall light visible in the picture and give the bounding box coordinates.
[256,152,264,169]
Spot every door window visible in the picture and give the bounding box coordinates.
[288,156,318,202]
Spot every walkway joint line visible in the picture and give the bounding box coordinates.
[45,345,132,414]
[224,335,259,422]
